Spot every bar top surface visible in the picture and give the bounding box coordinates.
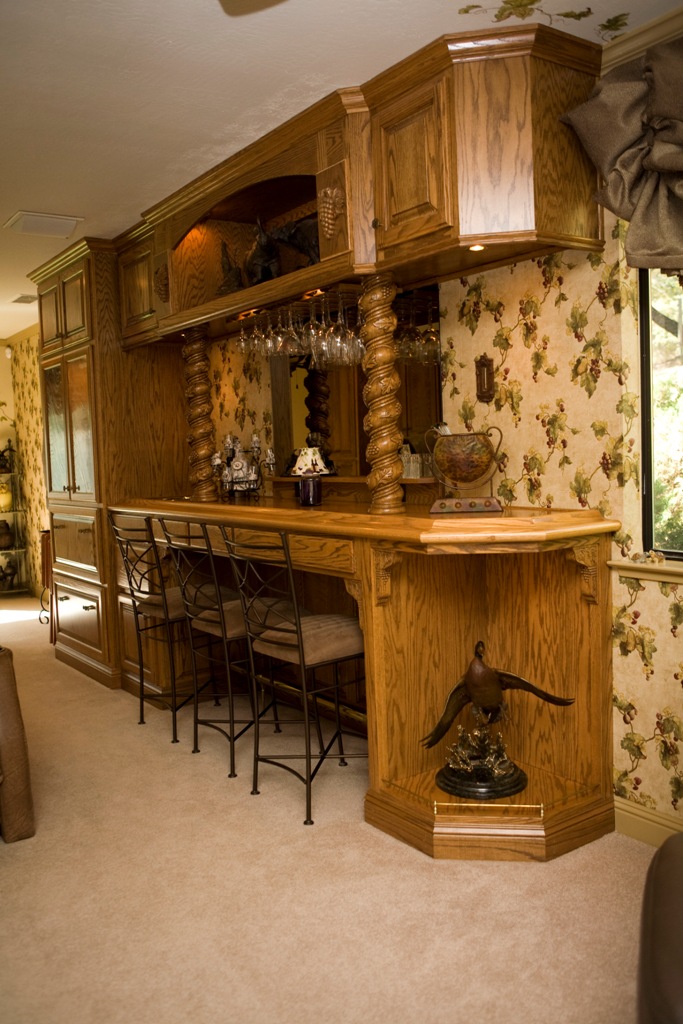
[109,496,620,554]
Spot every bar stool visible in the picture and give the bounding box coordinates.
[219,526,366,825]
[108,511,189,743]
[155,516,254,778]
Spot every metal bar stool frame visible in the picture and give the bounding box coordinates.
[108,511,190,743]
[155,516,256,778]
[219,526,366,825]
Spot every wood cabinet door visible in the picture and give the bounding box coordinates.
[52,574,105,660]
[371,76,455,256]
[38,280,61,351]
[38,262,90,353]
[51,511,99,575]
[65,350,96,502]
[61,263,90,346]
[42,350,96,502]
[119,243,157,342]
[43,358,70,499]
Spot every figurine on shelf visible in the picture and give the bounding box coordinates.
[216,241,242,296]
[270,215,320,266]
[421,641,575,799]
[244,219,280,286]
[212,431,266,501]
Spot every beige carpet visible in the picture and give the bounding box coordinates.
[0,596,655,1024]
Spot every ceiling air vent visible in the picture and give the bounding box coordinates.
[3,211,83,238]
[12,294,38,304]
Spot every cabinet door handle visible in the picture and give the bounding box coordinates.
[82,604,97,612]
[371,218,383,229]
[78,527,93,534]
[62,485,70,492]
[53,524,65,530]
[57,595,70,602]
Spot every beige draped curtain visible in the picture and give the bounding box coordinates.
[563,37,683,278]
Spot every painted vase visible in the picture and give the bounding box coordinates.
[0,519,14,550]
[426,425,503,488]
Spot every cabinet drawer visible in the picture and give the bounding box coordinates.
[51,512,99,573]
[231,528,355,577]
[53,576,106,658]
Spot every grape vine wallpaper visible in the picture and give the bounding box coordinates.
[439,211,682,826]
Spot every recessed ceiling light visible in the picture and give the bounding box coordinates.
[3,211,84,238]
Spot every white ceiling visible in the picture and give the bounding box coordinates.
[1,0,681,340]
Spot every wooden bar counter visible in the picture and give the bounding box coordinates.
[110,495,619,861]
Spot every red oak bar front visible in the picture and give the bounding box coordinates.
[110,496,619,861]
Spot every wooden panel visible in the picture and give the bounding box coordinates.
[454,56,535,238]
[368,550,489,786]
[530,59,601,242]
[38,281,61,350]
[51,511,99,574]
[52,575,105,658]
[326,366,361,476]
[61,264,89,344]
[231,526,355,576]
[372,76,454,252]
[119,245,156,337]
[316,161,349,261]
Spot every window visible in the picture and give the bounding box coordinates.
[641,268,683,557]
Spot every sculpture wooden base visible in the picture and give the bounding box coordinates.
[430,497,502,514]
[365,763,615,862]
[435,761,528,800]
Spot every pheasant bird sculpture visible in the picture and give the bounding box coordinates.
[421,640,574,748]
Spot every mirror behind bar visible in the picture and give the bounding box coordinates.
[278,284,442,479]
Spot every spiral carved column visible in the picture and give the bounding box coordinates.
[359,273,405,515]
[181,326,219,502]
[304,365,331,457]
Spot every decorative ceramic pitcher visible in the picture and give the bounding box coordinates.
[425,424,503,490]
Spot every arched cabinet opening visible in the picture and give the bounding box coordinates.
[170,175,322,314]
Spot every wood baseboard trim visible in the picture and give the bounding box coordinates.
[614,796,683,847]
[54,644,120,689]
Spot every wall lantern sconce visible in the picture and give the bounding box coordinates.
[475,353,495,402]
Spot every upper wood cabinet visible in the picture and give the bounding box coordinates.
[106,26,603,343]
[140,87,376,340]
[362,24,603,284]
[37,256,91,353]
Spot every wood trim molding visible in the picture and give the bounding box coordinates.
[609,559,683,585]
[601,7,683,73]
[615,795,683,848]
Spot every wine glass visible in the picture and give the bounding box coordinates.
[420,300,441,365]
[279,307,305,357]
